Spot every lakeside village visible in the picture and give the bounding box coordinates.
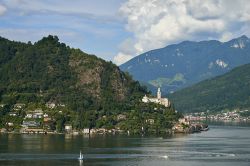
[185,109,250,122]
[0,88,208,135]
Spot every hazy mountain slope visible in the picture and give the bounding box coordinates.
[169,63,250,113]
[120,36,250,94]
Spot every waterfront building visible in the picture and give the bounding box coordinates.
[0,128,7,133]
[179,118,190,125]
[83,128,90,134]
[65,124,73,133]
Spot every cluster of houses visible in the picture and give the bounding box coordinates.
[22,108,55,133]
[1,102,60,133]
[172,118,209,133]
[0,96,198,135]
[185,109,250,122]
[63,113,161,135]
[64,126,124,135]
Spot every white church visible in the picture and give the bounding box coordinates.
[142,88,170,107]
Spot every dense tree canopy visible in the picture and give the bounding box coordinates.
[0,35,148,112]
[0,36,181,133]
[170,63,250,113]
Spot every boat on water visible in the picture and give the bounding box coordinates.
[78,151,84,160]
[201,124,209,131]
[201,127,209,131]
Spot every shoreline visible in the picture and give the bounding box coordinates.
[0,124,209,135]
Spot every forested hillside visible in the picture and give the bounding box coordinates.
[169,63,250,113]
[0,35,147,112]
[0,36,182,132]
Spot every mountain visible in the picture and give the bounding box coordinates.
[120,35,250,94]
[169,63,250,113]
[0,35,147,112]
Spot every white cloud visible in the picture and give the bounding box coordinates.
[115,0,250,64]
[0,1,126,62]
[113,52,133,65]
[0,4,7,16]
[118,38,137,55]
[220,32,234,42]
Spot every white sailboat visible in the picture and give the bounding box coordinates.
[78,150,84,160]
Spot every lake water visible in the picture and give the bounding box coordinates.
[0,124,250,166]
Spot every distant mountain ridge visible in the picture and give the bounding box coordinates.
[120,35,250,94]
[169,63,250,113]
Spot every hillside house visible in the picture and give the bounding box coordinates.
[83,128,90,134]
[117,114,127,121]
[46,102,56,109]
[13,103,25,110]
[9,112,17,117]
[7,122,14,127]
[65,124,73,133]
[22,121,41,128]
[146,119,155,124]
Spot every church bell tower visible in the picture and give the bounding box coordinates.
[157,87,161,99]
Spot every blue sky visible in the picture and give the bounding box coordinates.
[0,0,249,65]
[0,0,128,61]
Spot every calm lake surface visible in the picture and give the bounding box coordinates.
[1,124,250,166]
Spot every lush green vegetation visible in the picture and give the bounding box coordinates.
[149,73,186,88]
[169,63,250,113]
[240,110,250,117]
[0,36,181,133]
[0,101,182,134]
[0,35,146,111]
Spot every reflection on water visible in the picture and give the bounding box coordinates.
[0,124,250,166]
[79,159,83,166]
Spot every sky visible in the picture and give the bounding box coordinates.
[0,0,250,65]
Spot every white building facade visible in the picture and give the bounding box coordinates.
[142,88,170,107]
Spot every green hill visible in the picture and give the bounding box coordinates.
[169,63,250,113]
[0,36,182,132]
[0,35,147,112]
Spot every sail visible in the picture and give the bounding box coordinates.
[79,150,83,160]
